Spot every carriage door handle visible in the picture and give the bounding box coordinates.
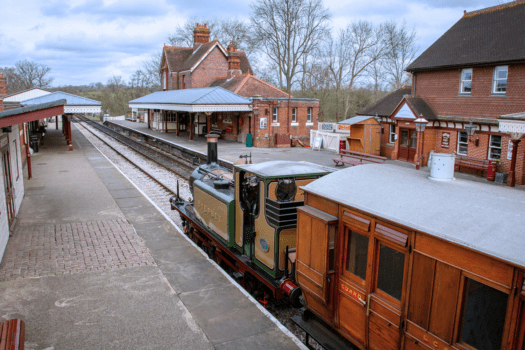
[366,294,371,316]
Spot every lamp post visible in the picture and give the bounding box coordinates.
[414,116,428,170]
[465,120,479,146]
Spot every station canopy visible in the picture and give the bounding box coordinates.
[129,87,252,113]
[21,92,102,114]
[0,100,66,128]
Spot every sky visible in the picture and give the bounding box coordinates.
[0,0,504,87]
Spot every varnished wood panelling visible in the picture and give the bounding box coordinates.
[415,233,514,288]
[369,311,400,350]
[404,334,434,350]
[338,293,367,344]
[408,253,435,329]
[310,218,327,272]
[375,223,408,247]
[428,261,460,343]
[297,213,311,266]
[307,193,338,216]
[370,297,401,325]
[343,211,371,232]
[406,321,457,350]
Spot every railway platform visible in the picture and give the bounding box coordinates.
[109,120,525,189]
[0,124,304,350]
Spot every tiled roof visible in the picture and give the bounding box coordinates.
[21,92,101,106]
[210,74,291,99]
[239,51,252,75]
[0,99,66,119]
[163,42,252,74]
[182,40,221,71]
[164,46,193,72]
[407,1,525,72]
[129,87,251,105]
[356,87,411,117]
[405,96,438,121]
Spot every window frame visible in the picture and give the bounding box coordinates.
[389,124,396,143]
[457,131,468,155]
[372,237,408,307]
[163,71,166,89]
[488,134,502,160]
[454,274,510,350]
[12,140,19,181]
[307,108,312,122]
[493,66,508,94]
[460,68,473,94]
[342,227,371,287]
[291,107,297,122]
[272,107,278,122]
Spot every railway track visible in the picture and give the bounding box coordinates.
[74,115,197,179]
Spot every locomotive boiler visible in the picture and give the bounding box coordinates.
[170,134,333,305]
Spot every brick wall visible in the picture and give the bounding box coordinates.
[415,63,525,118]
[0,74,6,112]
[190,47,228,88]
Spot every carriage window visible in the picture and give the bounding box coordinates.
[346,230,368,281]
[459,278,508,350]
[377,244,405,301]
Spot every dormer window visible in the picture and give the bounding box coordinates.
[493,66,508,94]
[460,68,472,93]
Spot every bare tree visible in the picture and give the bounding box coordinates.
[167,17,253,55]
[382,21,418,90]
[250,0,331,92]
[322,21,384,120]
[0,67,22,94]
[141,50,162,90]
[14,60,54,90]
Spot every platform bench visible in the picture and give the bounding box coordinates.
[0,319,25,350]
[333,150,387,167]
[455,155,490,177]
[209,128,225,138]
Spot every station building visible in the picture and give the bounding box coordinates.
[129,24,318,148]
[356,0,525,186]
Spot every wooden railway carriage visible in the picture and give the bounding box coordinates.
[296,164,525,350]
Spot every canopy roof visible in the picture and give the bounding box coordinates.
[21,91,101,114]
[338,116,375,125]
[302,164,525,269]
[129,87,252,113]
[0,99,65,128]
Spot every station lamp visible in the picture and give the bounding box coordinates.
[414,116,428,170]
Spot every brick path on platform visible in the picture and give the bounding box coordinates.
[0,220,156,281]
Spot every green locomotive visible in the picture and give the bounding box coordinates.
[170,134,333,305]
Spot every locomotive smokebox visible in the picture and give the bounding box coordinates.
[206,134,218,164]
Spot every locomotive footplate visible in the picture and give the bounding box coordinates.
[292,311,358,350]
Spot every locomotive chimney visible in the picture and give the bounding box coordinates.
[206,134,218,164]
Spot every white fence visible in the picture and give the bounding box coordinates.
[310,122,350,151]
[103,115,126,122]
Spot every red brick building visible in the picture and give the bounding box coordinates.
[138,24,319,147]
[357,1,525,186]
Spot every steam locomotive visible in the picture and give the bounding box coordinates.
[170,134,333,306]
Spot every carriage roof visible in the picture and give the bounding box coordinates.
[235,161,334,179]
[302,164,525,268]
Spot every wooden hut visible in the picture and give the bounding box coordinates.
[338,116,381,155]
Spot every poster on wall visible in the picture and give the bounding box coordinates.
[441,132,450,148]
[223,115,232,125]
[507,139,513,160]
[260,117,267,129]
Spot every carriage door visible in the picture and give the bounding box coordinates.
[1,137,15,229]
[336,211,409,350]
[367,223,409,350]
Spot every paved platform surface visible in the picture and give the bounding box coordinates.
[111,120,525,190]
[0,125,302,350]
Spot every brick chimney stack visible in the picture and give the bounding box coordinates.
[193,23,210,50]
[227,42,242,79]
[0,74,6,112]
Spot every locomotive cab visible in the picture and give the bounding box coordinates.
[170,134,333,304]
